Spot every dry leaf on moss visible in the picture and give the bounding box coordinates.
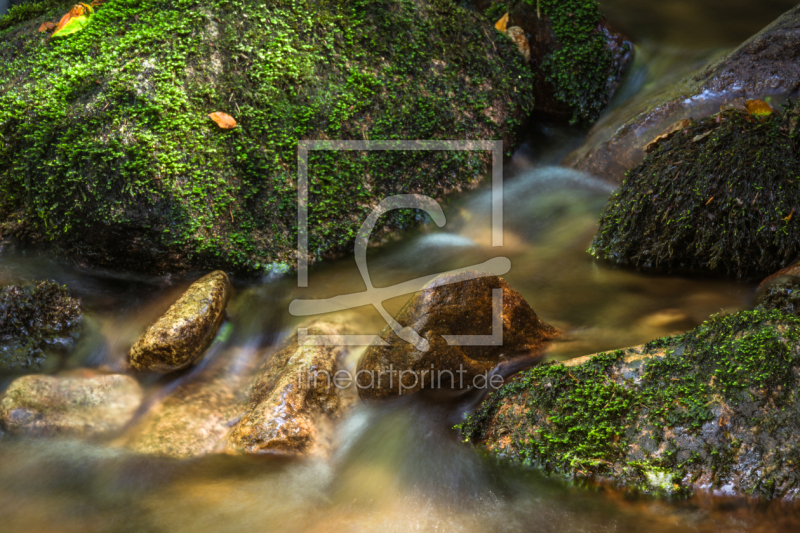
[643,119,692,153]
[38,22,57,32]
[745,99,773,118]
[209,112,237,129]
[495,13,509,33]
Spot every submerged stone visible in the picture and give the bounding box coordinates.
[0,371,143,438]
[589,104,800,279]
[460,308,800,499]
[128,271,231,373]
[125,322,354,458]
[357,272,559,400]
[566,4,800,182]
[0,281,82,374]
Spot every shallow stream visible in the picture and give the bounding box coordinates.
[2,1,800,531]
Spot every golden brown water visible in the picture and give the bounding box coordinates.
[2,1,800,531]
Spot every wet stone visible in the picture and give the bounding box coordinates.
[128,271,231,373]
[357,272,559,400]
[0,281,82,374]
[0,371,143,438]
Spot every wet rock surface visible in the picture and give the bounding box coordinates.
[589,103,800,279]
[125,322,354,458]
[225,322,355,456]
[0,281,82,374]
[0,371,143,438]
[128,271,231,373]
[357,273,559,400]
[566,4,800,182]
[460,307,800,499]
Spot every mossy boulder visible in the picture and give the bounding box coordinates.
[473,0,632,124]
[589,102,800,279]
[0,0,535,274]
[128,270,231,373]
[566,3,800,183]
[0,280,82,374]
[459,307,800,499]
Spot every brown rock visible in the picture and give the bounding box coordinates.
[224,322,354,456]
[356,272,559,400]
[0,371,143,437]
[505,26,530,62]
[758,261,800,292]
[566,4,800,183]
[128,271,231,372]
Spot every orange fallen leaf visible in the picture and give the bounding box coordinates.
[495,13,509,33]
[38,22,57,32]
[784,208,795,222]
[209,112,236,129]
[643,119,692,153]
[745,99,773,118]
[54,4,85,34]
[705,196,714,205]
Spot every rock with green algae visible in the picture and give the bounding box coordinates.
[128,270,231,373]
[566,4,800,183]
[458,307,800,499]
[0,0,534,275]
[472,0,632,124]
[589,101,800,280]
[0,280,82,374]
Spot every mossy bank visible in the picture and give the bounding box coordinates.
[590,102,800,279]
[473,0,632,124]
[0,0,534,274]
[459,301,800,499]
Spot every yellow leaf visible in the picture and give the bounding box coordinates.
[209,112,237,129]
[495,13,509,33]
[745,99,773,118]
[643,119,692,153]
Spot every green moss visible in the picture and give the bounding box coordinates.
[590,102,800,279]
[535,0,616,124]
[0,280,82,373]
[0,0,534,273]
[0,0,69,32]
[460,308,800,498]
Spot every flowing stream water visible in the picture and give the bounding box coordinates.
[2,1,800,531]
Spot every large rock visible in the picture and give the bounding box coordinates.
[128,271,231,373]
[460,306,800,499]
[357,272,559,400]
[566,4,800,183]
[589,103,800,279]
[0,281,82,374]
[0,371,143,437]
[477,0,632,124]
[0,0,534,274]
[124,322,354,458]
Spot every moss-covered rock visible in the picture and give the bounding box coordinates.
[459,307,800,499]
[589,102,800,279]
[566,4,800,183]
[472,0,631,125]
[0,0,535,274]
[0,280,82,373]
